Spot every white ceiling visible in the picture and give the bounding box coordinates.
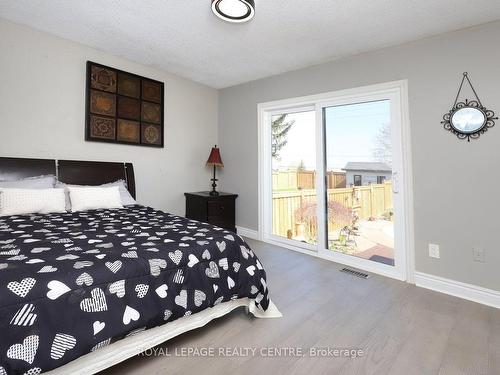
[1,0,500,88]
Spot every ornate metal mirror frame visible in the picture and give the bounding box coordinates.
[441,72,497,141]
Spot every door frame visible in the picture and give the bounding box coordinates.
[257,80,415,282]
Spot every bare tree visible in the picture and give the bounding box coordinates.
[372,122,392,165]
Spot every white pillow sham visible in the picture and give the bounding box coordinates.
[0,188,66,216]
[68,186,123,212]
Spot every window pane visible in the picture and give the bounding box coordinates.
[271,110,317,244]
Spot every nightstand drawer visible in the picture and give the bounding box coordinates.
[208,200,232,216]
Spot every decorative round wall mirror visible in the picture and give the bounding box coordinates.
[451,106,486,133]
[441,73,497,141]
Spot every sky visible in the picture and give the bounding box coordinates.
[272,100,391,171]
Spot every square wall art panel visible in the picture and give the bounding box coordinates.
[86,61,165,147]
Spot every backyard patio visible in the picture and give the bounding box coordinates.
[329,219,394,266]
[272,174,394,265]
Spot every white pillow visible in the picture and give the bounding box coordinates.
[55,179,135,210]
[0,188,66,216]
[101,180,136,206]
[68,186,123,212]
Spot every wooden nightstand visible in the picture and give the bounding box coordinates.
[184,192,238,233]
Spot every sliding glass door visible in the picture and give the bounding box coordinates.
[324,100,395,266]
[259,82,410,280]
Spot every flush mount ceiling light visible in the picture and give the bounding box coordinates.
[211,0,255,23]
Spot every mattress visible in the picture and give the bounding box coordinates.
[0,205,272,374]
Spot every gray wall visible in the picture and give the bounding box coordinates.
[0,19,218,217]
[219,21,500,291]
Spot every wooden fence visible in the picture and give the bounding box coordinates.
[272,182,393,241]
[272,170,346,190]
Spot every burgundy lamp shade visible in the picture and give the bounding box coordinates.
[206,146,224,167]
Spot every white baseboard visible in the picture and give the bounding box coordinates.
[414,271,500,309]
[236,226,259,240]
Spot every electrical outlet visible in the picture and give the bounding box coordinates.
[472,248,485,263]
[429,243,440,259]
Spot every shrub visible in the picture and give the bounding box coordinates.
[294,200,353,228]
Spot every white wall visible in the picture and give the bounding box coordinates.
[219,21,500,292]
[0,19,218,216]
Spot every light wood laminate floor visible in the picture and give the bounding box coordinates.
[102,238,500,375]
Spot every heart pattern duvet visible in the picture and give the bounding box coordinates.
[0,205,269,374]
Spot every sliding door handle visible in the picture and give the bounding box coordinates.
[392,171,399,194]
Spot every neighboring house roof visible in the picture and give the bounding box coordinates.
[343,162,392,173]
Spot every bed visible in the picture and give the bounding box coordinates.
[0,157,280,375]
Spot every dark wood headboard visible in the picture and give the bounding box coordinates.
[0,157,136,199]
[0,157,56,181]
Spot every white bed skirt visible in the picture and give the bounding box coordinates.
[46,298,281,374]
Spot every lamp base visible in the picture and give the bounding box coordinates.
[210,166,219,196]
